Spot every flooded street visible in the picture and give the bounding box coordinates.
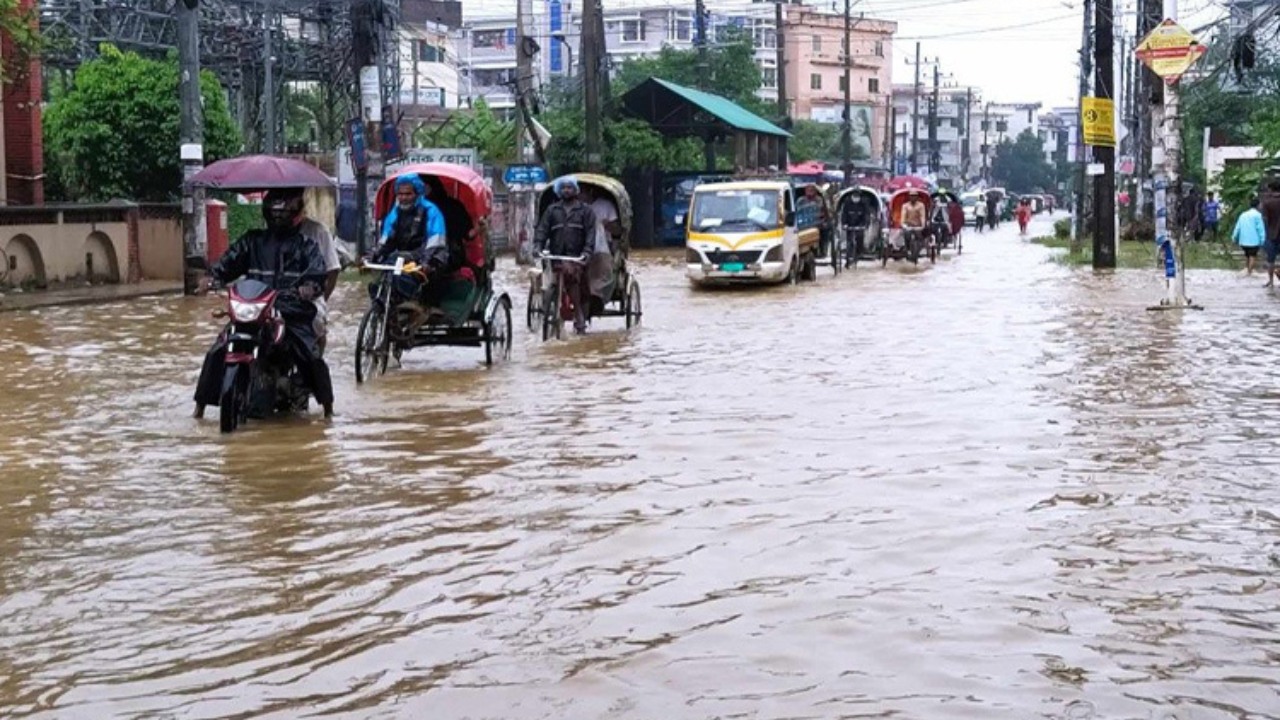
[3,213,1279,719]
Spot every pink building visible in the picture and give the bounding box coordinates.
[784,9,896,166]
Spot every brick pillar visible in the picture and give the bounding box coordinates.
[126,205,142,283]
[1,0,44,206]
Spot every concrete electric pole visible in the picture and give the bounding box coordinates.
[1092,0,1116,269]
[776,0,788,127]
[178,0,205,295]
[581,0,602,171]
[1074,0,1092,252]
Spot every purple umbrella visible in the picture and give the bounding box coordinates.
[188,155,335,190]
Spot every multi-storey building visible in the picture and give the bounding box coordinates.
[785,8,896,165]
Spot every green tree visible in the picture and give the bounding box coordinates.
[414,98,515,166]
[44,45,241,202]
[612,26,770,118]
[787,120,839,163]
[991,130,1055,194]
[0,0,41,84]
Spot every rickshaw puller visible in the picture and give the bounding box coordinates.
[371,175,449,319]
[534,177,598,334]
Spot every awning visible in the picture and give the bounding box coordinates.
[621,77,791,139]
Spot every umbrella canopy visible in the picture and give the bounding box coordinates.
[787,161,826,176]
[885,175,934,193]
[189,155,334,190]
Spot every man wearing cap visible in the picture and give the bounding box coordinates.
[534,177,598,334]
[371,174,449,320]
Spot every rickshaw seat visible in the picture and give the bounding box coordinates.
[437,274,480,323]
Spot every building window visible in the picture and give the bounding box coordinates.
[622,19,647,43]
[473,29,510,49]
[812,34,822,53]
[671,12,692,41]
[418,41,445,62]
[868,78,880,94]
[754,25,777,50]
[810,73,822,90]
[761,66,778,89]
[875,40,884,57]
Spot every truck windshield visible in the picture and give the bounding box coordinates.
[691,190,779,232]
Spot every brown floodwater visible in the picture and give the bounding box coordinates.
[2,214,1279,720]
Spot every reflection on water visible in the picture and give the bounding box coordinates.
[2,216,1279,719]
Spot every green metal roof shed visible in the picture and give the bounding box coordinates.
[622,78,790,172]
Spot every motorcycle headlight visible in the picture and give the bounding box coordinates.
[229,299,266,323]
[686,248,703,264]
[764,245,784,262]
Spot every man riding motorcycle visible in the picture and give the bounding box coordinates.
[193,189,336,419]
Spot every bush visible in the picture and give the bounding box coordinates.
[1120,218,1154,243]
[1054,218,1071,239]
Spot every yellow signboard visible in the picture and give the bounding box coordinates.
[1135,19,1207,83]
[1081,97,1116,148]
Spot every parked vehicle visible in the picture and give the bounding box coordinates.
[659,173,732,246]
[835,186,886,269]
[356,162,513,382]
[686,180,821,286]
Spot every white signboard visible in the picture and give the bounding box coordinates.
[359,66,382,122]
[387,148,478,172]
[399,87,446,108]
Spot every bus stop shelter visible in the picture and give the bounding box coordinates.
[622,78,790,172]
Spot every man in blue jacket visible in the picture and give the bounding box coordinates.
[372,174,449,318]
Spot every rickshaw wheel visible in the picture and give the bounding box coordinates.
[831,242,842,276]
[881,242,889,267]
[355,305,389,384]
[801,253,817,282]
[525,280,539,332]
[485,295,513,366]
[929,244,938,264]
[541,274,563,341]
[625,279,642,329]
[787,256,800,285]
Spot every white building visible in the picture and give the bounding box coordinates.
[399,21,461,111]
[891,84,981,181]
[456,0,784,115]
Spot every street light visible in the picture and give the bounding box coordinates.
[551,32,574,77]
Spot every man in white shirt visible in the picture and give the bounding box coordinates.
[582,185,620,316]
[298,206,341,354]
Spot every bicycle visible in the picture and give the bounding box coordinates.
[538,253,588,341]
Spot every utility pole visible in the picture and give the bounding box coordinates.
[889,105,898,173]
[1137,0,1162,220]
[962,87,972,183]
[912,42,921,173]
[351,0,382,258]
[1074,0,1093,251]
[696,0,716,171]
[1093,0,1116,268]
[776,0,789,127]
[512,0,538,263]
[981,102,990,182]
[842,0,854,186]
[263,4,276,154]
[1157,0,1191,306]
[928,64,940,174]
[178,0,204,296]
[582,0,602,171]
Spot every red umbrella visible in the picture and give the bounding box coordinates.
[885,175,934,193]
[188,155,334,190]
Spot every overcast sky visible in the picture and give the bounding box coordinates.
[463,0,1226,110]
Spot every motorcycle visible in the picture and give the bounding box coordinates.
[205,278,312,433]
